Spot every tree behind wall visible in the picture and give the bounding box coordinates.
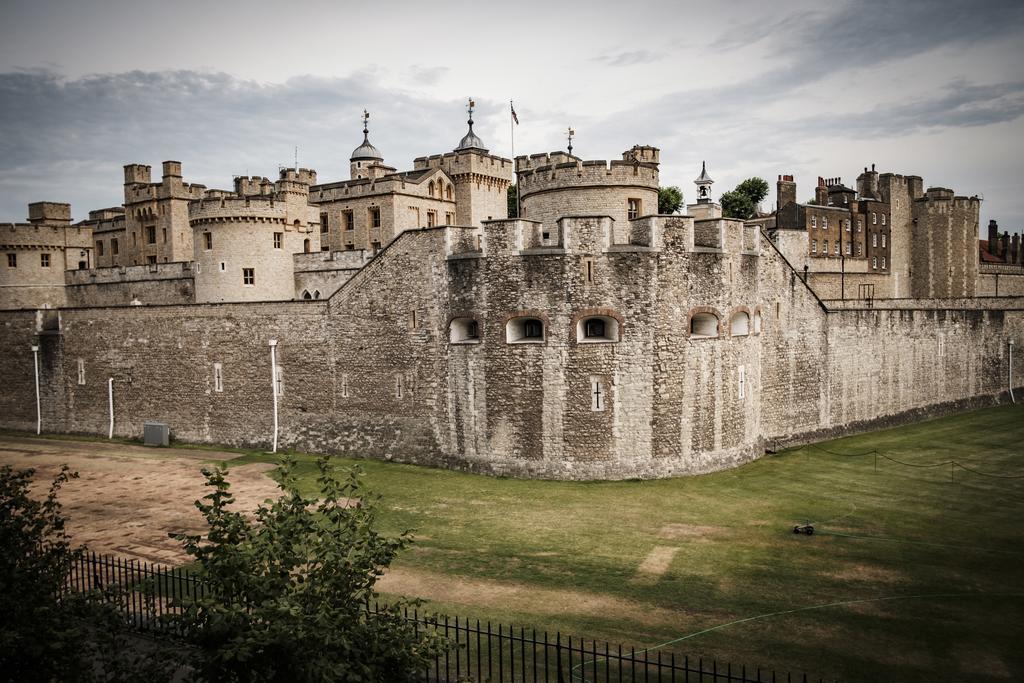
[508,184,519,218]
[658,186,684,214]
[722,177,770,219]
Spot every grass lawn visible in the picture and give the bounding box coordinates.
[222,403,1024,682]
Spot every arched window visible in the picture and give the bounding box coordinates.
[428,181,435,197]
[753,311,763,334]
[730,311,750,336]
[302,290,312,300]
[690,312,719,338]
[313,290,321,300]
[446,185,453,201]
[506,316,545,344]
[303,238,311,253]
[576,315,620,343]
[449,317,481,344]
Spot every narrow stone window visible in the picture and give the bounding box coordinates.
[320,213,329,234]
[77,359,85,385]
[275,367,284,397]
[427,210,437,227]
[506,316,545,343]
[395,375,403,399]
[162,227,167,242]
[7,253,16,268]
[219,261,226,272]
[370,207,381,229]
[881,256,886,269]
[811,216,817,229]
[823,240,829,254]
[753,311,763,334]
[583,258,595,284]
[834,242,839,255]
[823,216,828,229]
[690,313,719,338]
[881,213,886,225]
[872,212,877,225]
[410,310,417,329]
[273,232,283,249]
[96,241,104,256]
[213,362,223,392]
[204,232,212,250]
[344,211,354,231]
[302,290,312,300]
[303,238,310,253]
[372,241,381,253]
[590,376,605,412]
[146,226,156,244]
[341,373,349,398]
[627,198,641,220]
[872,234,878,248]
[845,242,851,255]
[881,234,886,248]
[872,256,878,269]
[730,311,750,336]
[243,268,255,286]
[111,239,118,255]
[738,365,746,400]
[40,253,50,267]
[811,240,817,253]
[845,219,851,232]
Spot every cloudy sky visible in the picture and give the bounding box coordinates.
[1,0,1023,234]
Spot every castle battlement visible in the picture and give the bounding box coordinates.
[517,155,659,196]
[413,149,513,178]
[188,196,289,225]
[1,222,92,249]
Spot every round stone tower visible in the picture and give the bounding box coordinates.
[191,169,320,303]
[516,145,659,240]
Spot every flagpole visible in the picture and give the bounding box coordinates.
[511,99,520,218]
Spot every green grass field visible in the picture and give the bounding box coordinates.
[223,404,1024,682]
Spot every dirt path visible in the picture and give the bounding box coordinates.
[0,435,281,564]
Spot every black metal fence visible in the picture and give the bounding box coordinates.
[65,552,831,683]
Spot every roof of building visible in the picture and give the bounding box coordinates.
[455,120,487,153]
[979,241,1006,263]
[694,161,713,184]
[351,131,383,162]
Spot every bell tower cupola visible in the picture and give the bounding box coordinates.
[350,109,385,180]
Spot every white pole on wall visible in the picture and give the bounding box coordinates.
[269,339,279,453]
[31,345,40,435]
[1010,340,1016,404]
[108,378,114,439]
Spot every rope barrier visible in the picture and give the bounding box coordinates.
[799,442,1024,479]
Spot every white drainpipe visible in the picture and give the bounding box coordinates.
[269,339,279,452]
[108,378,114,439]
[1010,340,1016,404]
[31,345,40,435]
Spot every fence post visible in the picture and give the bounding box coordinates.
[557,632,564,683]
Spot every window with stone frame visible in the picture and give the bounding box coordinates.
[627,198,641,220]
[834,241,839,255]
[146,226,156,244]
[881,256,886,269]
[243,267,255,286]
[872,212,877,225]
[823,240,829,254]
[213,363,223,392]
[881,233,886,248]
[273,232,282,249]
[881,213,886,225]
[77,359,85,385]
[40,253,50,267]
[872,233,878,247]
[96,241,104,256]
[112,239,119,255]
[343,210,354,231]
[811,240,817,253]
[845,219,851,232]
[427,210,437,227]
[369,207,381,229]
[872,256,878,269]
[823,216,828,229]
[320,213,329,234]
[811,216,817,229]
[204,232,212,250]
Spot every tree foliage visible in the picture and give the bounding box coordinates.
[658,186,684,214]
[507,184,519,218]
[171,457,447,683]
[0,464,183,681]
[721,177,770,220]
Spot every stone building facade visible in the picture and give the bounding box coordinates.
[1,119,1021,480]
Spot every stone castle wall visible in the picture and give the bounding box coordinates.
[64,262,195,307]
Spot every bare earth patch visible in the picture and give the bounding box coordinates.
[0,436,281,564]
[827,563,904,584]
[658,523,726,540]
[631,546,680,584]
[378,565,693,628]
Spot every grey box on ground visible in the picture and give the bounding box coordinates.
[143,422,169,447]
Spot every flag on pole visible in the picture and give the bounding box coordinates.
[510,102,519,125]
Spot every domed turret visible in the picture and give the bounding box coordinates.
[455,98,488,153]
[351,110,384,179]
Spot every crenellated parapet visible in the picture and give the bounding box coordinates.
[516,146,660,237]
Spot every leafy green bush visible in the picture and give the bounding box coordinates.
[172,457,448,682]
